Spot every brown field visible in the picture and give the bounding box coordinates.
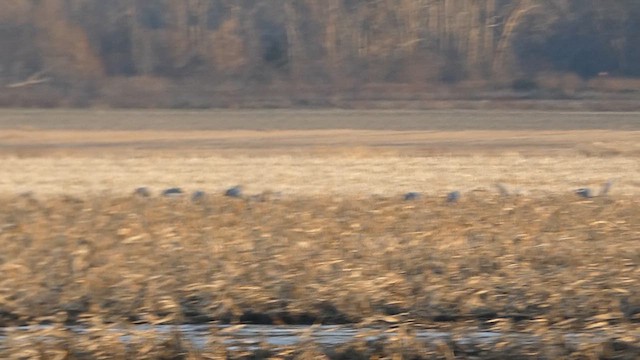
[1,109,640,358]
[1,109,640,197]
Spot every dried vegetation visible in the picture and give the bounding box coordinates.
[1,192,639,358]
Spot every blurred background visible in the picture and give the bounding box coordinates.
[1,0,639,108]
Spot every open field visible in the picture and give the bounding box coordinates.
[1,109,640,358]
[1,109,640,197]
[3,109,640,131]
[1,155,640,198]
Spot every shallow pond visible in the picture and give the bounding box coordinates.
[1,323,624,351]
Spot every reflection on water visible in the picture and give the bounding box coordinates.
[0,324,565,350]
[0,325,640,350]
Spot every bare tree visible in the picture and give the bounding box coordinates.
[491,0,541,79]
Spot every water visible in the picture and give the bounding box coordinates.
[0,324,628,350]
[0,324,530,348]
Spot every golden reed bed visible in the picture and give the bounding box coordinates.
[0,193,639,358]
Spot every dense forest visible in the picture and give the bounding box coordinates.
[1,0,639,107]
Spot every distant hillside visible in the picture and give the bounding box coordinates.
[1,0,639,108]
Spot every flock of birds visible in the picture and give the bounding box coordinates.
[404,180,613,203]
[133,180,613,203]
[134,185,244,201]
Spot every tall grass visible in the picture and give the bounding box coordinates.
[1,193,638,325]
[1,193,639,357]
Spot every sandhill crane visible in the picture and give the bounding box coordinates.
[447,191,461,203]
[191,190,206,202]
[162,187,184,197]
[134,187,151,197]
[403,192,421,201]
[225,185,243,198]
[575,188,592,198]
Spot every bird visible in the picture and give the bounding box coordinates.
[446,191,460,203]
[575,188,592,198]
[599,180,613,196]
[191,190,206,202]
[134,187,151,197]
[162,187,184,197]
[225,185,243,198]
[19,191,35,198]
[494,183,510,197]
[403,192,421,201]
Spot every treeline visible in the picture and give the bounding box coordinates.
[1,0,639,107]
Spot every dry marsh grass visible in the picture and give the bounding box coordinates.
[1,193,639,358]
